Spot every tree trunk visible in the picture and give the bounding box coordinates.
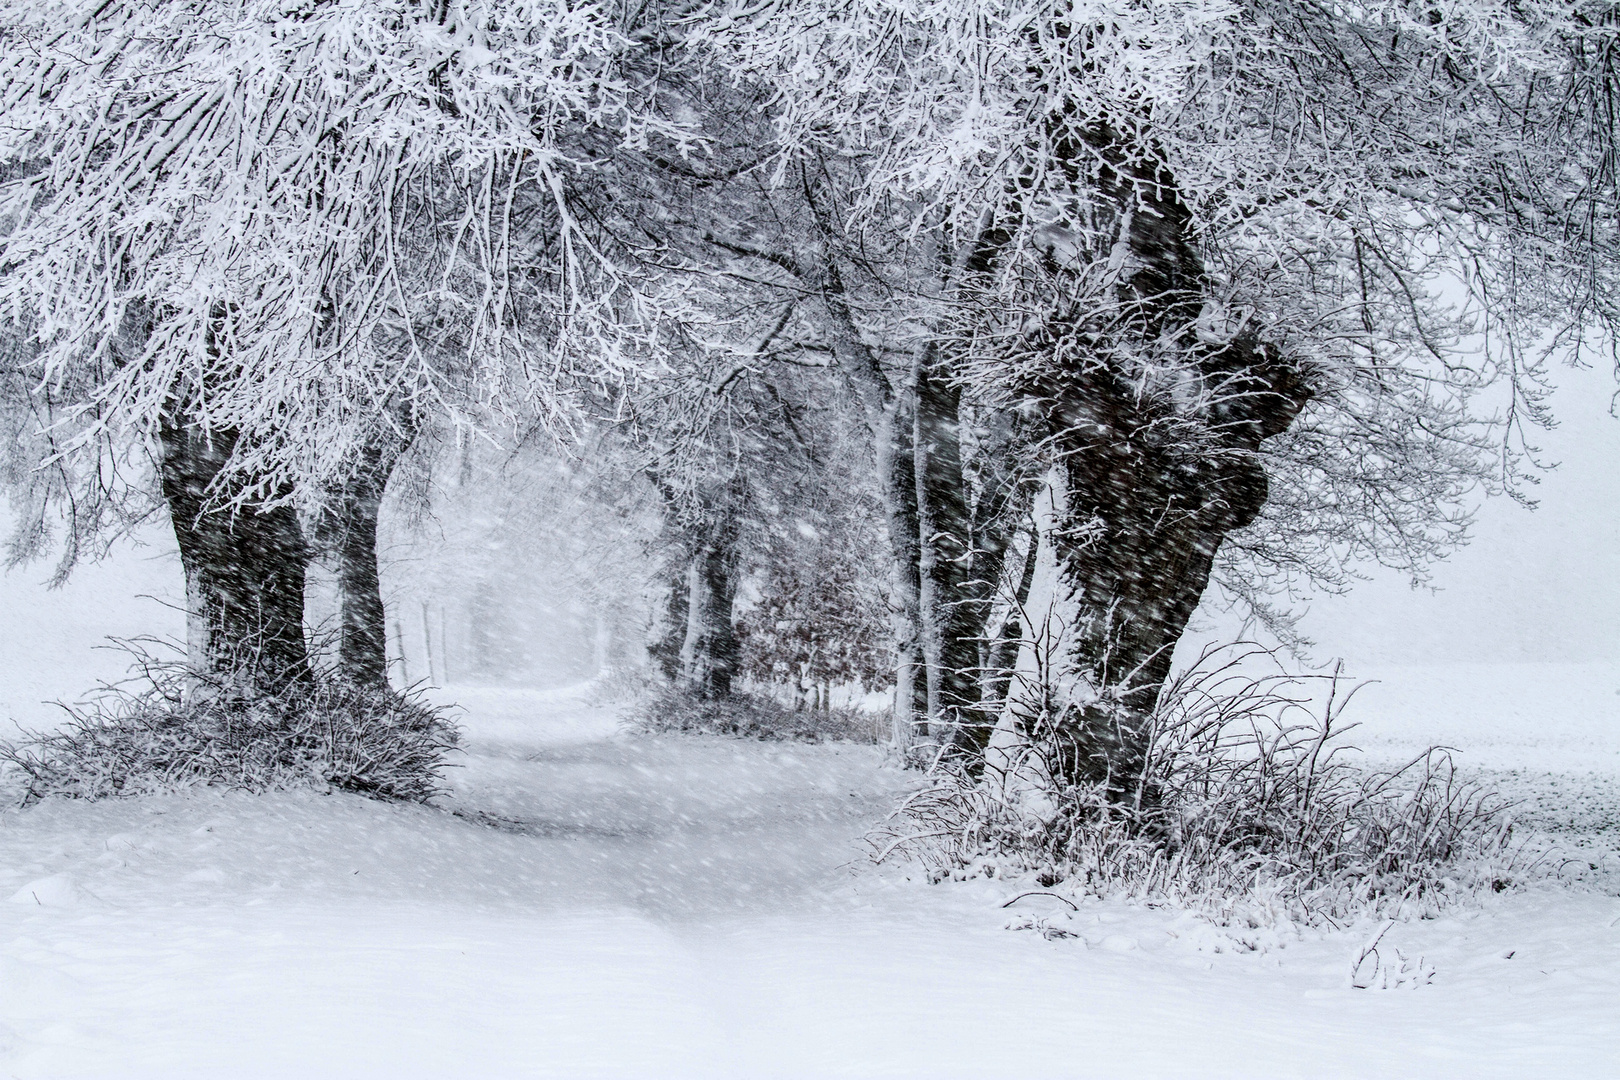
[982,515,1040,710]
[801,177,1022,756]
[157,417,310,695]
[1044,406,1271,796]
[806,256,927,750]
[1031,125,1313,798]
[882,392,928,750]
[315,422,414,689]
[650,566,690,683]
[679,511,740,700]
[333,445,390,688]
[335,490,387,686]
[913,350,983,748]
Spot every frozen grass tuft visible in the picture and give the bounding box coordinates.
[0,661,459,806]
[871,647,1526,928]
[628,686,883,744]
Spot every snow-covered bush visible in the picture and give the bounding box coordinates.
[734,486,895,708]
[870,649,1520,926]
[628,687,882,745]
[1,673,459,806]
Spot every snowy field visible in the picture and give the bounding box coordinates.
[0,669,1616,1078]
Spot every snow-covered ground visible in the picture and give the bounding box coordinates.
[0,673,1615,1078]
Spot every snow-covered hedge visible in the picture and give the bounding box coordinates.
[872,650,1522,926]
[1,678,459,806]
[629,687,882,744]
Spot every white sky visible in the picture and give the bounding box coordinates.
[1283,359,1620,666]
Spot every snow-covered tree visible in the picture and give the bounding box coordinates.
[735,469,894,710]
[626,344,853,703]
[0,0,686,689]
[697,0,1620,784]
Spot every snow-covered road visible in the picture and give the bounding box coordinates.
[0,682,1615,1078]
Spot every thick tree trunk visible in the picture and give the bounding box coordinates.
[158,417,310,695]
[1032,127,1312,798]
[912,351,984,748]
[1045,401,1274,796]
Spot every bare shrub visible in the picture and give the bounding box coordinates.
[0,651,460,806]
[628,686,883,744]
[870,646,1521,926]
[586,665,657,707]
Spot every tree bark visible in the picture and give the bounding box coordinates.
[157,416,310,695]
[649,564,690,683]
[330,438,398,687]
[1031,126,1313,797]
[678,501,740,700]
[913,350,984,748]
[883,391,928,748]
[298,417,415,690]
[982,513,1040,711]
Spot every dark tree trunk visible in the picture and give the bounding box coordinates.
[951,417,1040,757]
[1032,127,1313,798]
[648,474,741,697]
[913,351,984,747]
[335,487,386,686]
[157,416,310,695]
[1045,393,1274,795]
[679,502,740,700]
[329,431,410,688]
[649,566,690,683]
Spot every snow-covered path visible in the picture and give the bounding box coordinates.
[0,683,1616,1078]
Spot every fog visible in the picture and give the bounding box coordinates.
[1293,360,1620,666]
